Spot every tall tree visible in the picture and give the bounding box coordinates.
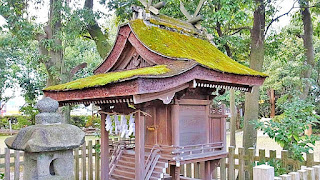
[243,0,265,150]
[299,0,316,135]
[299,0,315,100]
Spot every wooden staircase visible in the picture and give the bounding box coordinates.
[110,150,168,180]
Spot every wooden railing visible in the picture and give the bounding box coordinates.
[158,142,225,162]
[109,143,124,176]
[144,145,160,180]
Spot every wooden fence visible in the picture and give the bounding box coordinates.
[2,143,320,180]
[1,140,101,180]
[179,146,320,180]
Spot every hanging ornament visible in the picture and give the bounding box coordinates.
[120,115,128,138]
[127,114,135,138]
[114,115,120,135]
[105,114,112,134]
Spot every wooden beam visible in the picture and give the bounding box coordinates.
[135,110,145,180]
[100,113,109,180]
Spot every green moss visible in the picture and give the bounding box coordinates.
[44,65,170,91]
[130,19,268,77]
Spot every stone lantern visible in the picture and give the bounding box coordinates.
[5,97,85,180]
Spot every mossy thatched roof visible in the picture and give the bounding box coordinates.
[129,19,267,77]
[44,65,170,91]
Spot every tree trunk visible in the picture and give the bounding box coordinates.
[40,0,63,87]
[299,0,315,99]
[230,89,236,147]
[84,0,111,59]
[243,0,265,150]
[299,0,315,136]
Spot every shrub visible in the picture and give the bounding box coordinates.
[0,115,32,129]
[255,97,320,161]
[70,115,87,128]
[71,115,100,128]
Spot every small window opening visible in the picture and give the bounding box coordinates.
[49,160,56,175]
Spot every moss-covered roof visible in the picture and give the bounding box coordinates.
[44,65,170,91]
[149,14,198,35]
[129,19,267,77]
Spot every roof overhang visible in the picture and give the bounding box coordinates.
[44,65,266,106]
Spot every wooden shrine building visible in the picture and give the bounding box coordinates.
[43,5,267,180]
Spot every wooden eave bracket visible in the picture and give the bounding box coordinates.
[133,83,190,104]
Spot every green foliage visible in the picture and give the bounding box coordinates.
[70,115,87,128]
[70,115,101,128]
[11,116,33,129]
[0,115,32,130]
[0,0,110,110]
[255,97,320,161]
[20,103,39,125]
[85,115,101,128]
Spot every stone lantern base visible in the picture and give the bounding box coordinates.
[24,150,74,180]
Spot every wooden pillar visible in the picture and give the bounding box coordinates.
[203,161,212,180]
[206,102,210,144]
[135,111,145,180]
[100,113,109,180]
[202,160,217,180]
[170,165,181,180]
[171,103,180,180]
[222,105,227,152]
[230,89,236,147]
[270,88,275,118]
[171,103,179,146]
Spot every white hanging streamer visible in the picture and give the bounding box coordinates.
[120,115,128,138]
[105,114,112,134]
[127,114,135,138]
[114,115,120,135]
[104,113,135,138]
